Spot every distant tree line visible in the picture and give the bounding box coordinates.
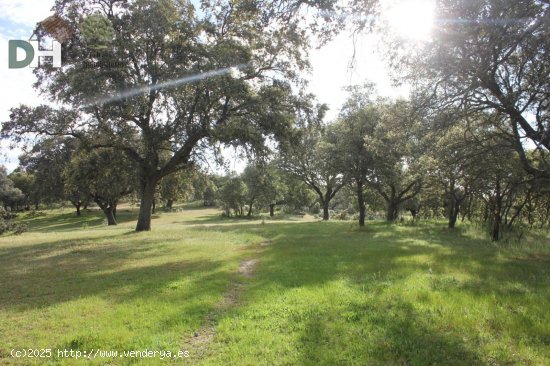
[1,0,549,242]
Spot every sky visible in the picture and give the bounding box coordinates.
[0,0,418,173]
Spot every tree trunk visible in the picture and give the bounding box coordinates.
[69,199,82,216]
[322,201,330,221]
[386,201,398,221]
[491,213,501,241]
[448,198,460,229]
[357,181,366,227]
[166,199,173,210]
[246,196,255,217]
[136,179,157,232]
[269,204,275,217]
[103,207,117,225]
[448,207,459,229]
[491,179,503,241]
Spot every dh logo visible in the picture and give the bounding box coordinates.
[8,40,62,69]
[7,14,72,69]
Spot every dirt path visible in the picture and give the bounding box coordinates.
[181,242,269,362]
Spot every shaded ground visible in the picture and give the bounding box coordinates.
[0,208,549,365]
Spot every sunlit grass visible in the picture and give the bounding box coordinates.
[1,208,549,365]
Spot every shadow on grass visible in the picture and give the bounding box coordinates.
[0,231,227,312]
[183,220,549,299]
[18,210,145,233]
[3,213,549,364]
[298,300,486,366]
[197,220,549,364]
[172,212,309,226]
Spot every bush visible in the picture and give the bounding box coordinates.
[282,205,294,214]
[0,220,27,235]
[310,202,320,214]
[26,210,46,218]
[1,208,17,220]
[0,207,26,235]
[337,210,348,220]
[12,223,28,235]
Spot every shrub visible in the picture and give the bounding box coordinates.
[0,207,26,235]
[1,208,17,220]
[337,210,348,220]
[12,223,28,235]
[310,202,320,214]
[26,210,46,218]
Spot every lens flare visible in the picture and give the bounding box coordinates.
[83,64,249,108]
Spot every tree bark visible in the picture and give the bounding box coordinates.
[356,181,366,227]
[136,179,157,232]
[94,198,118,226]
[386,201,398,221]
[166,199,173,210]
[448,196,460,229]
[491,179,503,241]
[245,196,255,217]
[322,201,330,221]
[103,207,117,225]
[70,199,82,216]
[269,204,275,217]
[491,212,501,241]
[448,203,459,229]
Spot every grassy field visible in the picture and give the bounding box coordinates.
[0,207,549,365]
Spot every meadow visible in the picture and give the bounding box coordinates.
[0,207,549,365]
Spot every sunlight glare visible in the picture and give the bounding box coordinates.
[385,0,435,41]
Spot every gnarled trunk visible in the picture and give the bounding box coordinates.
[103,207,117,225]
[94,198,118,226]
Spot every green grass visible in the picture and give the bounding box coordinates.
[1,208,549,365]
